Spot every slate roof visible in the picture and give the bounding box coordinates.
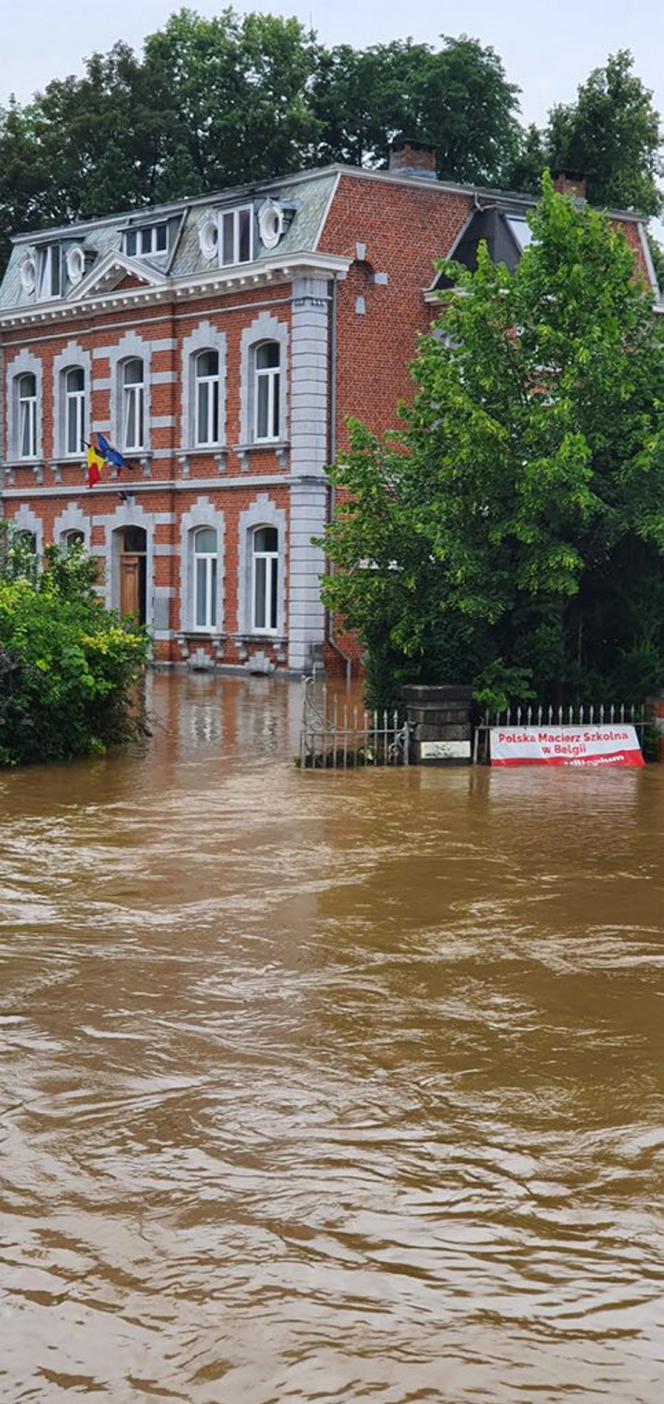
[0,169,339,311]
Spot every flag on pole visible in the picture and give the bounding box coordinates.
[97,432,125,471]
[87,444,105,488]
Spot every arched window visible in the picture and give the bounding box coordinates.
[193,527,218,630]
[17,373,37,459]
[251,526,278,632]
[64,366,85,455]
[122,358,145,451]
[63,528,84,548]
[16,529,37,554]
[194,350,220,446]
[253,342,280,443]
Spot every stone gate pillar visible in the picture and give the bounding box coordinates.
[402,685,474,765]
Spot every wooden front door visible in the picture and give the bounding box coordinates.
[120,553,141,618]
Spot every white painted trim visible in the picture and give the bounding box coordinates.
[70,248,168,302]
[0,253,349,329]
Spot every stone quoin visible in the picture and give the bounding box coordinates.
[0,150,658,676]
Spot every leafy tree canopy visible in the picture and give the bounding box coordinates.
[512,51,663,218]
[0,12,522,267]
[0,16,662,271]
[320,177,664,708]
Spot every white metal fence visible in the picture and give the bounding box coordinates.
[299,676,411,769]
[473,701,646,764]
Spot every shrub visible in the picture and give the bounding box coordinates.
[0,528,149,766]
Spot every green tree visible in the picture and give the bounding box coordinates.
[142,7,317,195]
[321,176,664,707]
[545,50,662,214]
[311,34,521,184]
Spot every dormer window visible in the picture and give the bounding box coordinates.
[220,206,253,267]
[37,245,61,300]
[124,223,168,258]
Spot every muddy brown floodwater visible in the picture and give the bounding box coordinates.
[1,673,664,1403]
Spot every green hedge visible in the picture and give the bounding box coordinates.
[0,526,149,766]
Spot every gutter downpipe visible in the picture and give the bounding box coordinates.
[325,272,352,685]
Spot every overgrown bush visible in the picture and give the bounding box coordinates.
[0,524,148,766]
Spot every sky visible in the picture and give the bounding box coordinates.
[2,0,664,132]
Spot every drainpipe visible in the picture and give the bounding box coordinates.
[325,273,352,685]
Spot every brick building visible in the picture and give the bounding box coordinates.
[0,144,658,674]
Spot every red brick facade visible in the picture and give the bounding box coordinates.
[0,165,655,677]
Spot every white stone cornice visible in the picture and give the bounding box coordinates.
[0,252,350,330]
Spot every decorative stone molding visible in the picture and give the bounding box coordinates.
[239,311,289,447]
[53,501,90,548]
[12,503,43,558]
[52,339,92,459]
[107,330,152,454]
[180,320,227,452]
[99,498,155,625]
[179,494,225,634]
[6,347,43,462]
[236,492,287,637]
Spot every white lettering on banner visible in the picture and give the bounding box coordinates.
[490,725,644,769]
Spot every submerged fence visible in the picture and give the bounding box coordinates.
[299,678,648,770]
[473,701,646,764]
[299,675,411,769]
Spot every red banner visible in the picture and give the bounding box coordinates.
[490,725,644,768]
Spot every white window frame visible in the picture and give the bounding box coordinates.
[17,373,37,459]
[64,366,86,457]
[194,350,221,447]
[36,245,61,300]
[219,205,253,268]
[122,358,145,452]
[253,342,281,443]
[124,224,168,257]
[251,526,279,634]
[192,527,218,632]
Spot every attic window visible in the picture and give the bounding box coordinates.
[506,216,534,252]
[220,206,253,267]
[124,223,168,257]
[37,245,61,299]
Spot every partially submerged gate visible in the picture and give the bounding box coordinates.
[299,675,411,769]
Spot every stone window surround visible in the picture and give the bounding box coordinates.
[107,330,152,458]
[52,340,92,461]
[53,502,91,550]
[237,493,287,638]
[6,348,43,463]
[11,503,43,559]
[238,312,289,454]
[179,496,226,635]
[100,499,155,625]
[180,321,228,455]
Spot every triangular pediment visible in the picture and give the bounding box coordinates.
[69,250,168,301]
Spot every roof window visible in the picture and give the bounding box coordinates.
[124,223,169,258]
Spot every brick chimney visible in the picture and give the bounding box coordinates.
[553,169,587,201]
[389,138,437,181]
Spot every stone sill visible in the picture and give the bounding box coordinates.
[176,446,227,478]
[3,459,46,484]
[232,631,287,663]
[234,440,289,471]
